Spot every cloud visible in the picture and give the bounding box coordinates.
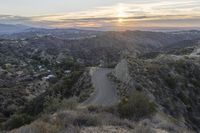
[0,0,200,29]
[0,15,31,22]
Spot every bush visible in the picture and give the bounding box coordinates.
[60,97,78,110]
[3,113,33,130]
[43,97,78,113]
[87,105,100,112]
[73,113,101,127]
[133,125,156,133]
[87,105,117,114]
[51,110,102,128]
[164,76,177,89]
[79,92,90,102]
[118,91,156,120]
[43,97,61,113]
[9,121,60,133]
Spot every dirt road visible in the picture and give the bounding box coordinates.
[82,68,119,106]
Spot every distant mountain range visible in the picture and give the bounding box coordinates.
[0,23,101,36]
[1,23,200,35]
[0,24,32,34]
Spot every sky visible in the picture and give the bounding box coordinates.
[0,0,200,30]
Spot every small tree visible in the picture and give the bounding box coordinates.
[118,91,156,120]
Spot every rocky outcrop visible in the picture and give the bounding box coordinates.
[112,59,138,97]
[114,59,131,83]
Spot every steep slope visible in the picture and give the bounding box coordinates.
[114,54,200,131]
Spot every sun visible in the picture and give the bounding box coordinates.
[118,18,123,23]
[117,3,126,23]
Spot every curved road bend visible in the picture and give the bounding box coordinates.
[81,68,119,107]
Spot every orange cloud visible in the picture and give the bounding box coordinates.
[1,0,200,29]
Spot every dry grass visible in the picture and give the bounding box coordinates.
[8,108,135,133]
[8,107,194,133]
[9,121,60,133]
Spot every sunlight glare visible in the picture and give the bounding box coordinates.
[117,3,126,23]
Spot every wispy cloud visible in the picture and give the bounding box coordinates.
[0,0,200,29]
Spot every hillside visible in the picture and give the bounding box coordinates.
[0,30,200,132]
[113,46,200,131]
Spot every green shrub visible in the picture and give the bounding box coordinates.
[43,97,78,113]
[73,113,101,127]
[177,92,190,105]
[118,91,156,120]
[87,105,100,112]
[54,111,102,128]
[60,97,78,110]
[79,92,90,102]
[164,76,177,89]
[3,113,33,130]
[87,105,117,114]
[133,125,156,133]
[43,97,61,113]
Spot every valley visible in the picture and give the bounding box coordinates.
[0,29,200,133]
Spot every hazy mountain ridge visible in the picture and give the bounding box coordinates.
[0,24,31,34]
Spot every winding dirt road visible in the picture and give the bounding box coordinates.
[82,68,119,106]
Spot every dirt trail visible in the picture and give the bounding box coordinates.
[82,68,119,106]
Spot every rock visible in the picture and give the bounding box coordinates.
[114,59,131,83]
